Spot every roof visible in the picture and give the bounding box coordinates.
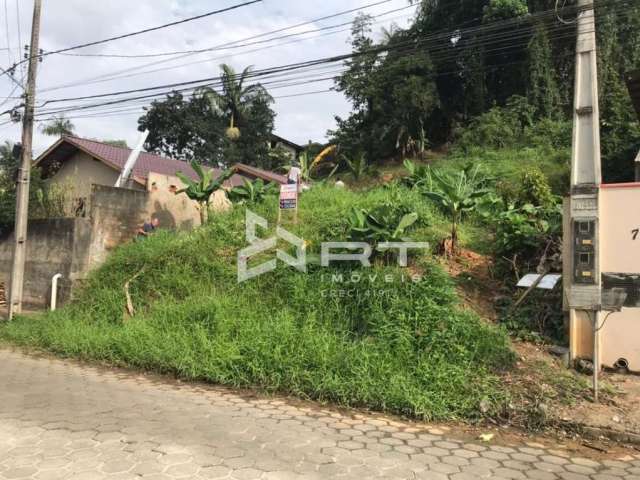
[270,133,303,152]
[35,136,287,187]
[233,163,288,185]
[627,70,640,119]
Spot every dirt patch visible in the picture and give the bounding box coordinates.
[499,340,640,447]
[441,249,501,321]
[448,253,640,446]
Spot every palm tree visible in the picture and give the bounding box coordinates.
[40,116,75,137]
[421,165,490,255]
[197,64,270,141]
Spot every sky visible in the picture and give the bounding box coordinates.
[0,0,417,156]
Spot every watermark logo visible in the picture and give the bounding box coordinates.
[238,210,429,283]
[237,210,306,283]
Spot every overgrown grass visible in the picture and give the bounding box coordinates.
[0,185,515,421]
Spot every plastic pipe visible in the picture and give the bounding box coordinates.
[50,273,62,311]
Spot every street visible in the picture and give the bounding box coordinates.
[0,348,638,480]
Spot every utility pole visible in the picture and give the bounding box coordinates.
[567,0,602,400]
[7,0,42,320]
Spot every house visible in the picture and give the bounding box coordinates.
[35,136,288,201]
[269,134,304,160]
[0,137,290,310]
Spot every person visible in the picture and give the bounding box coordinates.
[287,164,302,185]
[137,217,159,239]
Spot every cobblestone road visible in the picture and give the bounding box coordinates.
[1,348,639,480]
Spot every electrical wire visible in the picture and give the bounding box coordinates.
[3,0,11,66]
[15,0,25,82]
[37,2,418,94]
[2,0,630,122]
[34,12,588,110]
[10,0,264,68]
[54,0,403,60]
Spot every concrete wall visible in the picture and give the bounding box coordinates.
[87,185,149,267]
[0,179,233,310]
[0,218,91,308]
[598,185,640,370]
[146,172,230,230]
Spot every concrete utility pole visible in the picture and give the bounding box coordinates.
[567,0,603,400]
[8,0,42,320]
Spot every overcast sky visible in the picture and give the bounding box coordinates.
[0,0,416,156]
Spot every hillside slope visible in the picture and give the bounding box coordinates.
[1,185,514,421]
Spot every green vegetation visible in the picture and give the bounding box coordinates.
[228,178,278,205]
[175,161,234,224]
[420,165,491,255]
[139,64,275,169]
[40,115,75,137]
[1,185,515,421]
[331,1,640,183]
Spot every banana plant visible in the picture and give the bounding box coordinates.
[228,178,277,205]
[402,159,433,188]
[175,161,234,225]
[420,164,490,255]
[281,146,338,183]
[341,152,372,181]
[348,205,419,244]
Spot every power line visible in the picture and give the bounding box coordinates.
[38,1,415,94]
[12,0,264,67]
[6,0,629,122]
[54,0,403,60]
[34,7,590,110]
[15,0,25,82]
[38,11,415,95]
[3,0,12,65]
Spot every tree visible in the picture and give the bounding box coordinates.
[139,66,275,168]
[40,116,75,136]
[0,141,18,234]
[527,23,561,119]
[421,165,490,255]
[101,139,129,148]
[332,17,439,160]
[139,92,224,163]
[197,64,272,141]
[175,161,234,224]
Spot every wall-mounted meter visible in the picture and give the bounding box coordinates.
[573,220,597,284]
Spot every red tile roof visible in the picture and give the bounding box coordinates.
[36,136,287,187]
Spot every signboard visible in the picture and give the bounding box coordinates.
[279,184,298,210]
[516,273,562,290]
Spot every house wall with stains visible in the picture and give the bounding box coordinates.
[0,181,232,312]
[46,150,145,199]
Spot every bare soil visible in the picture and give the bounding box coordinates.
[449,249,640,446]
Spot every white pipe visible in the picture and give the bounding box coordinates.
[50,273,62,311]
[115,129,149,188]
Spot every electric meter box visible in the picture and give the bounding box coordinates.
[573,219,597,284]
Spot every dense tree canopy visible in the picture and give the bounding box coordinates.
[138,64,276,169]
[331,0,640,182]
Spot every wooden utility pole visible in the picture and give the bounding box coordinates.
[8,0,42,320]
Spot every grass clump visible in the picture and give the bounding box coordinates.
[0,185,515,421]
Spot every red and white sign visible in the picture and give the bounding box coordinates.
[279,184,298,210]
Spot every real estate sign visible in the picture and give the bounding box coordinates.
[279,184,298,210]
